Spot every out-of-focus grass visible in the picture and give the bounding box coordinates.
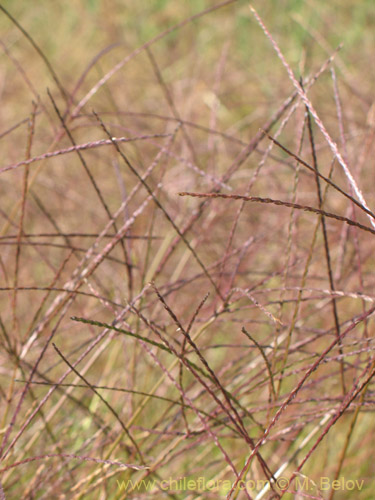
[1,1,375,499]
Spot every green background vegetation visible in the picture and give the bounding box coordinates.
[1,1,374,499]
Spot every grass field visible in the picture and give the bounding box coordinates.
[1,1,375,498]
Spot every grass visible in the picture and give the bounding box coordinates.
[0,1,375,498]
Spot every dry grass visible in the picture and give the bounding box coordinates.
[0,1,375,498]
